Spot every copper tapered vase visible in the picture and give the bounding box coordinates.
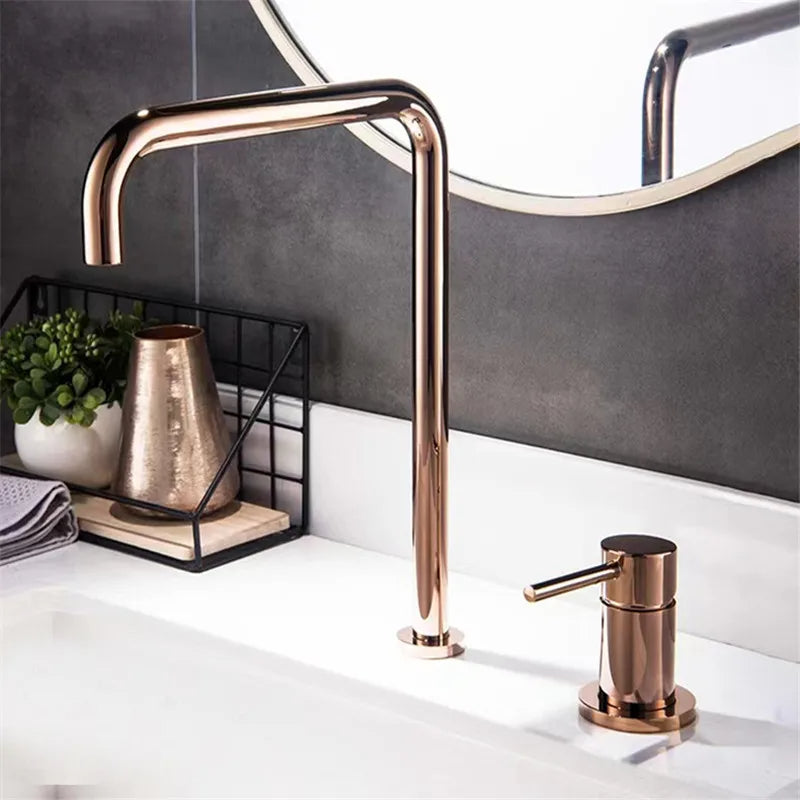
[114,324,239,516]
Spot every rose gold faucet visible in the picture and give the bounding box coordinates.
[82,80,463,658]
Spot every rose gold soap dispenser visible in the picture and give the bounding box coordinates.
[524,534,696,733]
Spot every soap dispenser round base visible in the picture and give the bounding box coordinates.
[397,627,464,659]
[578,682,696,733]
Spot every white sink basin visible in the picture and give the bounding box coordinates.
[1,589,716,799]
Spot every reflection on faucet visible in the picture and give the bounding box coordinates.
[641,1,800,185]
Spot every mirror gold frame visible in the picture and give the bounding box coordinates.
[250,0,799,216]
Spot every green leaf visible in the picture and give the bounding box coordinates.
[36,336,51,351]
[72,371,88,396]
[20,361,32,370]
[29,368,46,380]
[56,391,73,408]
[70,405,85,424]
[22,336,35,354]
[87,387,106,404]
[13,406,35,425]
[50,358,62,371]
[29,353,44,368]
[17,396,39,410]
[79,408,97,427]
[39,404,61,426]
[13,380,31,398]
[6,395,18,411]
[31,377,48,398]
[48,342,58,362]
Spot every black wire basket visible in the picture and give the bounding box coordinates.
[0,276,309,572]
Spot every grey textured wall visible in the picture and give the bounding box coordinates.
[1,0,798,501]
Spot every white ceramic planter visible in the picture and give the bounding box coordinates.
[15,402,123,488]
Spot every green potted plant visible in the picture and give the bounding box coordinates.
[0,304,146,488]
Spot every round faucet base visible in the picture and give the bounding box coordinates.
[397,627,464,659]
[578,681,696,733]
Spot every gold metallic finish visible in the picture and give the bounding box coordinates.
[524,534,695,733]
[600,534,677,610]
[600,602,675,707]
[524,561,621,602]
[397,627,464,659]
[114,324,239,516]
[82,81,461,655]
[579,681,697,734]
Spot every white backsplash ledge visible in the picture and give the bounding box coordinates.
[219,384,799,662]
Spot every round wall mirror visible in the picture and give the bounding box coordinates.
[250,0,799,214]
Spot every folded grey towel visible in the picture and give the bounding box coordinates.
[0,474,79,565]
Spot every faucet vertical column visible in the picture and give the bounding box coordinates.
[398,108,463,658]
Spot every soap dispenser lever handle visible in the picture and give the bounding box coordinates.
[523,560,621,603]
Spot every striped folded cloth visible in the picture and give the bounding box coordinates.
[0,474,79,565]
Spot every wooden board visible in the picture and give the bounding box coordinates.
[73,495,291,561]
[1,454,290,560]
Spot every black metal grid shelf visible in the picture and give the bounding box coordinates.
[1,276,310,572]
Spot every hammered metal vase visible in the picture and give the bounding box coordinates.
[114,324,239,516]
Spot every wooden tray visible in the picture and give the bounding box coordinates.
[73,495,290,561]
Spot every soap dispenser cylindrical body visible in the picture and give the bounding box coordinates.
[598,535,677,710]
[525,533,696,733]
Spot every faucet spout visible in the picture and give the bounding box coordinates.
[82,80,462,657]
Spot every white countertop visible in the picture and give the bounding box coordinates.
[1,536,798,798]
